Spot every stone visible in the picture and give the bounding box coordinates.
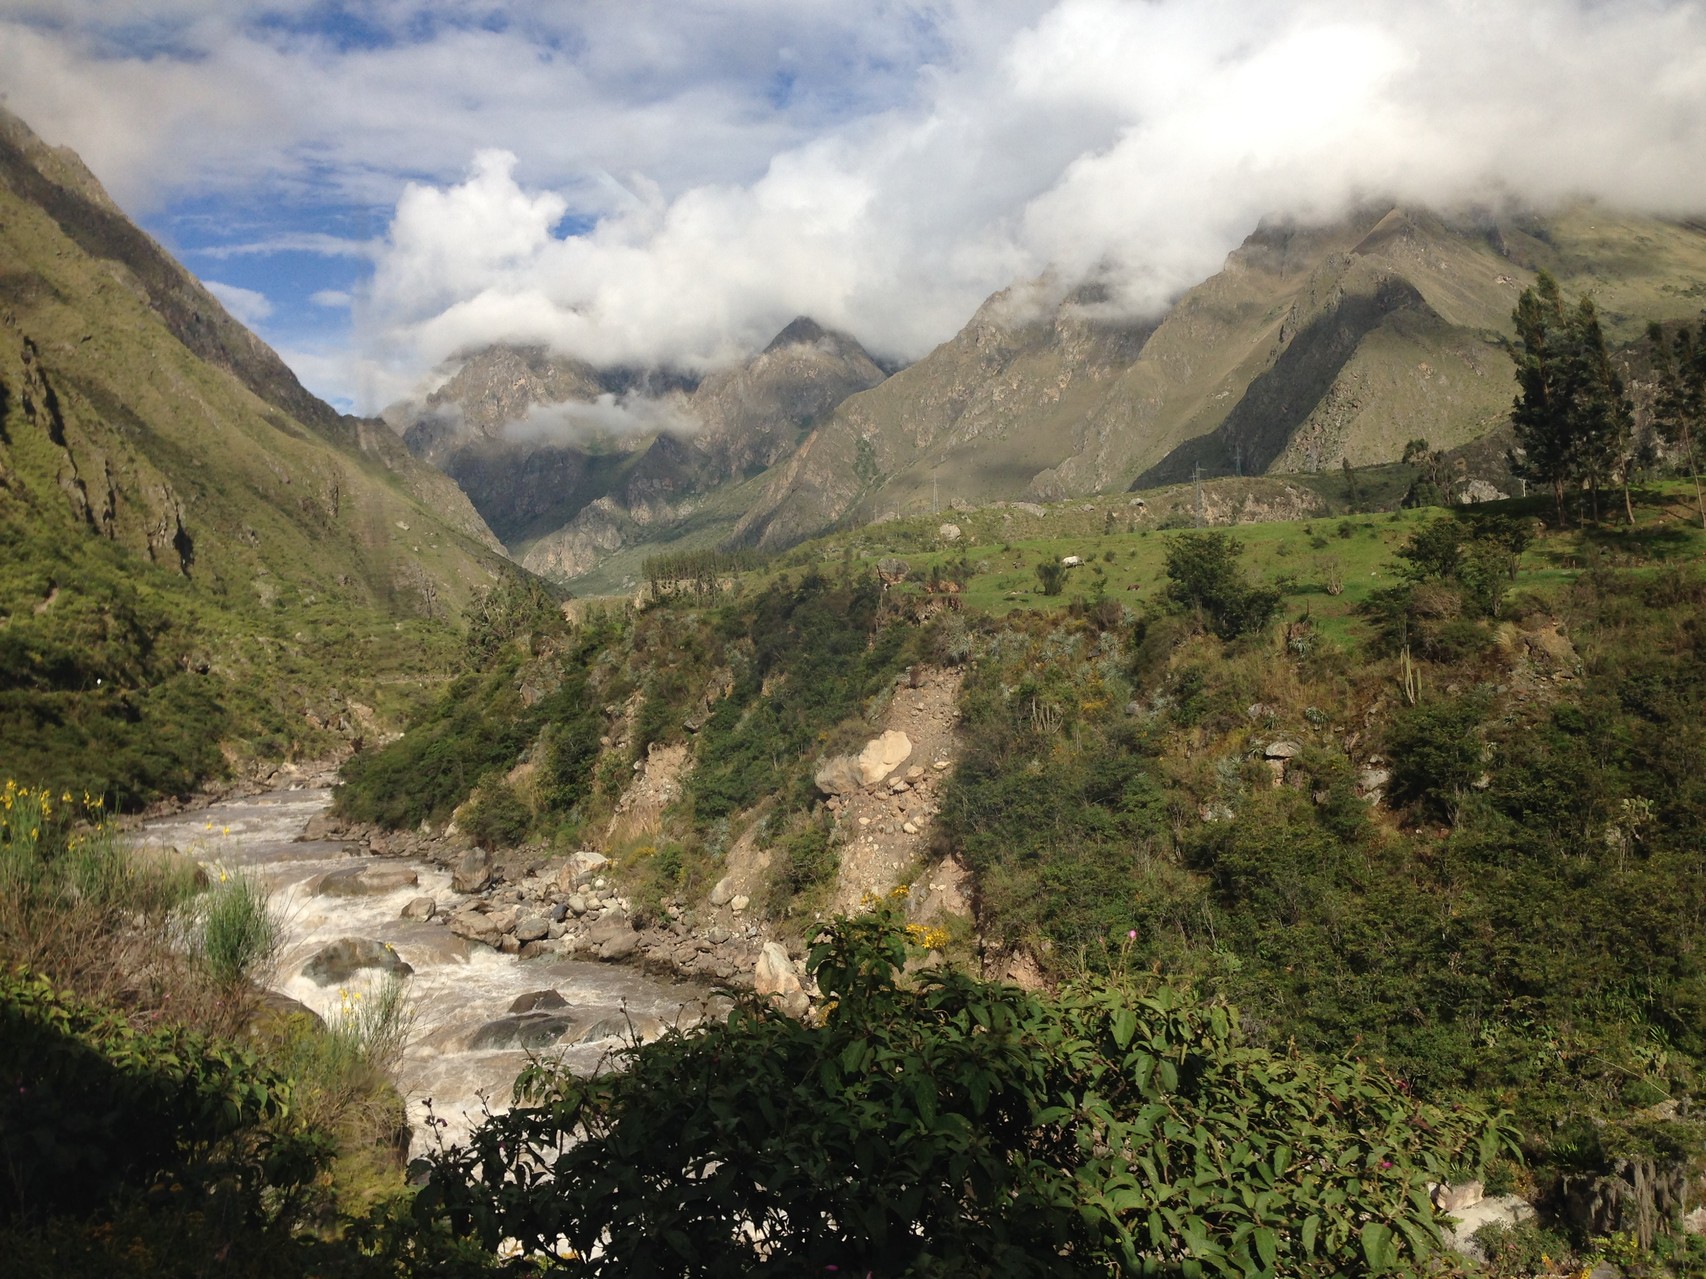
[1456,478,1508,504]
[903,821,919,835]
[1432,1181,1485,1213]
[754,942,804,1007]
[1263,740,1303,760]
[518,940,550,960]
[133,845,209,888]
[706,926,730,945]
[567,894,588,916]
[555,850,610,892]
[498,935,521,955]
[467,1011,577,1051]
[709,876,736,907]
[932,759,950,771]
[400,896,436,921]
[514,914,550,943]
[509,988,568,1013]
[890,779,911,793]
[316,864,419,896]
[598,931,640,961]
[906,765,926,781]
[448,909,503,947]
[250,989,326,1034]
[937,522,962,542]
[730,895,750,913]
[301,937,414,987]
[451,848,493,894]
[577,1014,667,1045]
[1438,1195,1536,1262]
[876,557,911,584]
[1357,767,1391,793]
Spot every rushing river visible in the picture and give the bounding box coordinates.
[137,786,708,1150]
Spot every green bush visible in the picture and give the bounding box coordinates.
[418,909,1503,1277]
[1163,532,1280,640]
[195,868,282,988]
[459,779,532,851]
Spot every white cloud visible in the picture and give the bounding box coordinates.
[310,289,352,308]
[203,279,273,325]
[6,1,1706,411]
[505,393,701,446]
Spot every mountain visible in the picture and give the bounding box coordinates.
[0,106,513,801]
[392,319,887,584]
[735,203,1706,547]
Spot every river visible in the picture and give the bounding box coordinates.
[137,785,709,1150]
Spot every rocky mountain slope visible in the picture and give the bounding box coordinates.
[392,318,887,583]
[736,204,1706,548]
[0,106,513,799]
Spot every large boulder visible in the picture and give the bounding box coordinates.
[300,937,414,987]
[754,942,810,1018]
[588,915,640,961]
[452,848,494,894]
[400,896,437,921]
[555,850,610,893]
[467,1011,578,1051]
[316,864,419,896]
[508,989,567,1013]
[815,730,913,796]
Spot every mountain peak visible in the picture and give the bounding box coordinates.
[764,316,831,352]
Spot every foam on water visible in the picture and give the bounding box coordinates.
[137,788,708,1150]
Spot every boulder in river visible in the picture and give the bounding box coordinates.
[467,1011,578,1051]
[509,989,567,1013]
[317,865,419,896]
[400,896,437,921]
[301,937,414,986]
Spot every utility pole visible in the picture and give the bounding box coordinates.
[932,469,939,516]
[1193,462,1204,528]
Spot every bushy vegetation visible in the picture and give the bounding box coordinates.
[418,908,1503,1277]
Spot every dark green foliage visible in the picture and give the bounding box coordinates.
[1384,692,1489,822]
[1035,559,1067,595]
[0,969,325,1225]
[417,910,1499,1277]
[1163,532,1280,640]
[688,573,913,823]
[458,779,532,851]
[1649,320,1706,527]
[1509,272,1636,526]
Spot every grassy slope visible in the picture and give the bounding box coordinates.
[0,120,519,802]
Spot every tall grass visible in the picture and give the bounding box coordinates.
[195,867,283,988]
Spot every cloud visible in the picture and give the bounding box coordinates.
[310,289,352,308]
[203,279,273,325]
[505,393,701,447]
[7,2,1706,411]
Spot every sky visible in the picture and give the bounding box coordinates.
[5,1,1706,414]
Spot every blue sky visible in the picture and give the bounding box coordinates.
[5,1,1706,413]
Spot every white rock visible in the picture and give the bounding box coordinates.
[937,523,962,542]
[709,876,736,907]
[730,895,750,913]
[856,730,913,787]
[1439,1195,1536,1262]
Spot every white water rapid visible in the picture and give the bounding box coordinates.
[137,786,709,1151]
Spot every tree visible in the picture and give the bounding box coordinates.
[1035,560,1067,596]
[1401,438,1449,508]
[1508,273,1635,526]
[1649,321,1706,529]
[1163,532,1279,640]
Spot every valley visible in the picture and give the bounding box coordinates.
[3,97,1706,1278]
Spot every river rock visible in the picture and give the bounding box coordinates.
[509,989,567,1013]
[514,914,551,943]
[589,915,640,961]
[567,894,588,916]
[754,942,809,1018]
[452,848,493,894]
[301,937,414,986]
[467,1011,578,1051]
[133,844,209,888]
[250,988,326,1033]
[555,850,609,893]
[577,1014,668,1045]
[400,895,437,921]
[315,864,420,896]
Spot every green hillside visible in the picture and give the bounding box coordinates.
[0,108,514,804]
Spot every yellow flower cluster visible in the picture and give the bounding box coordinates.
[904,922,952,951]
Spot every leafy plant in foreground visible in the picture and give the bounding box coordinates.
[416,908,1503,1276]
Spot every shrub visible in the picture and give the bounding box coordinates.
[1163,532,1280,640]
[417,909,1504,1277]
[459,779,532,851]
[196,868,282,988]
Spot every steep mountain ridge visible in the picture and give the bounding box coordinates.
[0,107,513,798]
[736,203,1706,548]
[395,319,887,581]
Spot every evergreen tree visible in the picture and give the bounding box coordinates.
[1649,321,1706,529]
[1508,273,1633,525]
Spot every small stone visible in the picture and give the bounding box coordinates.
[567,894,588,916]
[498,935,521,955]
[932,759,950,771]
[903,821,919,835]
[890,779,911,793]
[730,895,750,913]
[514,914,550,943]
[906,765,926,781]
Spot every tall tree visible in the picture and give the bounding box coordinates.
[1649,321,1706,529]
[1508,273,1633,525]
